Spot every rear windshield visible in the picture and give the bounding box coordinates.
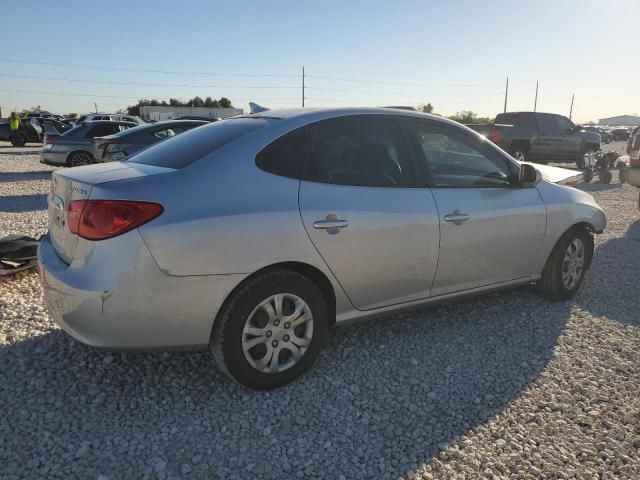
[128,117,275,169]
[495,113,536,128]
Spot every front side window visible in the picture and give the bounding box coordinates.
[302,115,414,187]
[406,119,514,188]
[557,116,574,132]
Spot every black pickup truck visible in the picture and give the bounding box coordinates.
[475,112,601,168]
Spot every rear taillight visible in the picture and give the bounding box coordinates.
[67,200,163,240]
[488,128,501,144]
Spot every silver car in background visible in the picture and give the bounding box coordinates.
[38,108,606,389]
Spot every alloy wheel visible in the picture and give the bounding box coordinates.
[242,293,314,374]
[562,238,585,289]
[71,152,93,167]
[512,150,526,162]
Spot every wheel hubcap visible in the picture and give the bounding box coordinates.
[562,238,585,289]
[513,151,525,161]
[242,293,313,374]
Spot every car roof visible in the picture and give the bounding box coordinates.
[240,106,471,130]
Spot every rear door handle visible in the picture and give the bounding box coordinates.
[313,214,349,234]
[443,210,470,226]
[313,220,349,229]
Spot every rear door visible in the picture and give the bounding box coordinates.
[535,113,565,160]
[556,115,581,158]
[298,115,440,310]
[404,118,546,296]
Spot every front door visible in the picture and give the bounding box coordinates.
[298,115,440,310]
[404,118,547,296]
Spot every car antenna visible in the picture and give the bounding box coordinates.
[249,102,270,114]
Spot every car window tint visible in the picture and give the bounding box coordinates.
[256,127,306,179]
[557,116,573,131]
[128,117,275,169]
[303,115,414,187]
[537,114,557,135]
[407,119,513,188]
[86,124,116,137]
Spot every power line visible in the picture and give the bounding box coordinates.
[306,86,503,96]
[306,74,501,87]
[0,73,298,89]
[0,57,299,78]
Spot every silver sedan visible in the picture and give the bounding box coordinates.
[38,108,606,389]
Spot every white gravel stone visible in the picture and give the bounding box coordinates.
[1,142,639,479]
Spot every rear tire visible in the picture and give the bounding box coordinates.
[10,134,26,147]
[509,146,528,162]
[619,165,629,184]
[537,227,593,301]
[211,269,328,390]
[67,151,94,168]
[598,169,612,184]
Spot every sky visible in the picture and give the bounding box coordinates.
[1,0,638,123]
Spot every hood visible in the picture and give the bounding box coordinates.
[517,161,582,184]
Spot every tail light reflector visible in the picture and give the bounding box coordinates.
[67,200,163,240]
[488,129,501,144]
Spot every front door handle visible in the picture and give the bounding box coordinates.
[313,214,349,234]
[443,210,470,226]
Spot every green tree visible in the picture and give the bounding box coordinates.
[219,97,232,108]
[421,103,434,114]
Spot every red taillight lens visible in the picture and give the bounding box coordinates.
[67,200,163,240]
[488,129,501,144]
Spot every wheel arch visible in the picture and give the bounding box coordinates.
[212,261,337,336]
[66,149,94,166]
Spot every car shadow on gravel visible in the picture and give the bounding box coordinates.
[577,181,624,193]
[575,219,640,326]
[0,193,47,212]
[0,150,41,157]
[0,286,573,479]
[0,170,53,182]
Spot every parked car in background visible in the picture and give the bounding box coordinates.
[625,126,640,209]
[173,115,220,122]
[583,126,612,144]
[611,128,631,141]
[0,117,44,146]
[40,121,136,167]
[94,120,206,162]
[477,111,601,168]
[38,107,606,389]
[76,113,145,124]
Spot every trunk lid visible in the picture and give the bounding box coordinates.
[48,162,174,263]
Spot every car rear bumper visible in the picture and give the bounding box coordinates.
[40,150,67,165]
[38,232,246,350]
[627,167,640,188]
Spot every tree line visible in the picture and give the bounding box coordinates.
[126,96,234,116]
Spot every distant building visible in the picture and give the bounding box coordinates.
[140,106,243,122]
[598,115,640,126]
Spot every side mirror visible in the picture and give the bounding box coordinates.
[519,163,537,186]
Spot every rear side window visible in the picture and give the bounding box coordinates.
[537,114,557,135]
[86,124,117,137]
[256,127,307,179]
[495,113,536,128]
[302,115,414,187]
[128,118,274,169]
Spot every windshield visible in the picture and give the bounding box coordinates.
[128,117,277,169]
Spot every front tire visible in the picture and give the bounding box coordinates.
[537,228,593,301]
[10,134,26,147]
[598,169,612,184]
[510,146,528,163]
[211,269,328,390]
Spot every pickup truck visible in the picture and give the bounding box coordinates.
[473,112,601,168]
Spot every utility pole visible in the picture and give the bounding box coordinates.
[534,81,538,112]
[302,66,305,108]
[569,93,575,119]
[94,103,98,113]
[503,76,509,113]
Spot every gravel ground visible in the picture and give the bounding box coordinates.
[0,141,639,479]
